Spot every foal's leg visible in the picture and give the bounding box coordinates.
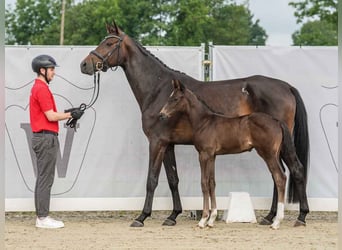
[198,152,212,228]
[269,161,287,230]
[131,140,167,227]
[260,155,286,230]
[260,159,286,225]
[207,159,217,228]
[162,145,182,226]
[260,183,278,225]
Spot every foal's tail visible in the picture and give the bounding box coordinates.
[288,87,309,203]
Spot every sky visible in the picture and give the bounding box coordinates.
[5,0,300,46]
[245,0,300,46]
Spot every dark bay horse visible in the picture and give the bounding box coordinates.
[80,21,309,227]
[160,80,309,229]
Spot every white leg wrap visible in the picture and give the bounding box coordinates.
[207,209,217,228]
[198,215,209,228]
[271,202,284,230]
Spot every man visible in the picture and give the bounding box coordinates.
[30,54,83,228]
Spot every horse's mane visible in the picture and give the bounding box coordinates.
[133,39,186,75]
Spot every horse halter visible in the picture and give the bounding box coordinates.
[90,34,123,72]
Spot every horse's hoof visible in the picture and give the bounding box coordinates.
[270,222,280,230]
[294,220,306,227]
[130,220,144,227]
[259,217,272,225]
[162,218,176,226]
[197,224,205,229]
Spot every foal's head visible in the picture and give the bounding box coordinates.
[159,80,187,120]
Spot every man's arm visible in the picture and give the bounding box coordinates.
[44,109,72,122]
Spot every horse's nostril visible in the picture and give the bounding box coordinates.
[159,113,168,120]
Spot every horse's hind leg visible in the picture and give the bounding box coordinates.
[283,154,309,226]
[280,124,309,226]
[293,164,309,226]
[162,144,182,226]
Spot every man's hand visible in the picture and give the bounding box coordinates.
[64,107,79,113]
[71,109,84,119]
[64,105,85,131]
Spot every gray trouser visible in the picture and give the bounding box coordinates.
[32,133,59,217]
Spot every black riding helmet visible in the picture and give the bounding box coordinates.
[31,54,59,83]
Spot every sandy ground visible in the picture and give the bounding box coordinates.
[5,210,337,250]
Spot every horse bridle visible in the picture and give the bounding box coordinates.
[90,34,124,72]
[73,34,123,117]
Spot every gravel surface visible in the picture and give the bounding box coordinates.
[5,210,338,250]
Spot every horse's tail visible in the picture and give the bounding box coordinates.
[287,87,309,203]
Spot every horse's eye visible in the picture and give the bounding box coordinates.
[106,42,113,46]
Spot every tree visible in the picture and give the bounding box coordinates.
[165,0,267,46]
[164,0,210,46]
[292,20,337,46]
[289,0,337,45]
[6,0,268,46]
[116,0,177,45]
[207,3,267,45]
[5,0,62,45]
[62,0,120,45]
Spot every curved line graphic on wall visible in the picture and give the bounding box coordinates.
[319,85,338,173]
[5,75,97,195]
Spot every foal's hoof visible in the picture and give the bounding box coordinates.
[162,218,176,226]
[207,222,214,228]
[294,220,306,227]
[130,220,144,227]
[259,217,272,225]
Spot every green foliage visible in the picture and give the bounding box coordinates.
[5,0,267,46]
[289,0,337,45]
[63,0,119,45]
[292,20,337,46]
[5,0,61,45]
[206,4,267,45]
[164,0,210,46]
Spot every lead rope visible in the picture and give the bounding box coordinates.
[84,70,101,110]
[66,69,101,130]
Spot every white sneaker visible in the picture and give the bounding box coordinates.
[36,216,64,229]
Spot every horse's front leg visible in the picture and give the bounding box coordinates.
[130,140,167,227]
[162,144,182,226]
[198,152,211,228]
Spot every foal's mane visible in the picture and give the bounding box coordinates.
[133,39,186,76]
[186,89,224,115]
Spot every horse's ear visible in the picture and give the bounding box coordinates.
[179,82,185,92]
[172,79,180,90]
[112,20,119,34]
[171,80,177,89]
[172,79,185,92]
[106,20,120,34]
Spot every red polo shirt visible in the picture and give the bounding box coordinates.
[29,78,59,133]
